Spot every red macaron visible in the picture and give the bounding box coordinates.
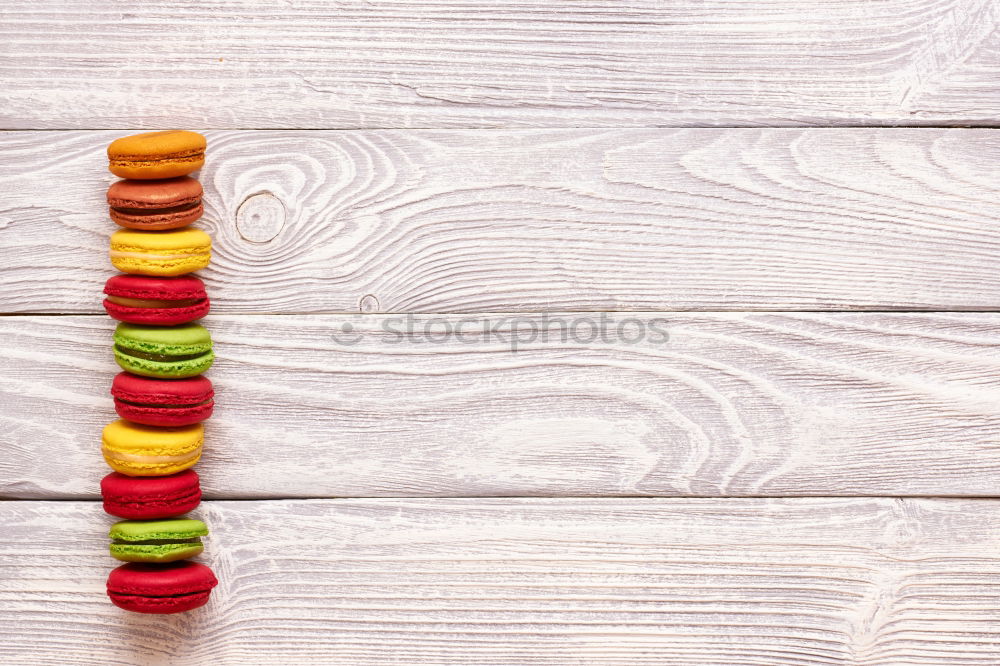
[111,372,214,426]
[104,274,210,326]
[101,469,203,519]
[107,561,219,614]
[107,176,204,230]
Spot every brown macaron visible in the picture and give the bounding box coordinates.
[107,177,204,230]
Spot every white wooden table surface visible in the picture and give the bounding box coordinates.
[2,2,1000,664]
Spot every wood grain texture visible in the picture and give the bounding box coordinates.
[3,128,1000,313]
[3,498,1000,665]
[3,1,1000,128]
[4,312,999,499]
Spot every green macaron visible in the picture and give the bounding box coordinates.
[113,322,214,378]
[109,518,208,563]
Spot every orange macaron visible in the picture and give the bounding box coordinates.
[108,131,206,179]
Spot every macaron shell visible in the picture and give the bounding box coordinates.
[111,373,214,403]
[107,176,203,208]
[115,321,212,347]
[107,561,218,614]
[115,398,213,426]
[110,518,208,540]
[110,202,203,230]
[115,401,213,426]
[109,251,210,277]
[109,228,211,277]
[110,542,205,563]
[102,448,202,477]
[107,560,218,596]
[103,446,201,477]
[109,228,212,251]
[101,419,203,476]
[101,470,202,520]
[108,154,205,180]
[107,131,207,180]
[104,298,210,326]
[114,349,214,379]
[109,588,213,614]
[110,160,205,180]
[103,494,201,521]
[105,274,208,301]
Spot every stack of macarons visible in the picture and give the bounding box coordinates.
[101,131,219,614]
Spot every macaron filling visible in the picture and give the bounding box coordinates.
[104,449,202,464]
[113,201,200,215]
[113,537,202,545]
[116,397,212,408]
[107,296,204,309]
[110,250,204,261]
[115,345,209,362]
[111,150,205,167]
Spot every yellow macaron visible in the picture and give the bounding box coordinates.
[108,130,206,179]
[102,419,204,476]
[110,228,211,276]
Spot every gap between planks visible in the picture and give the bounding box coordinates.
[7,495,1000,501]
[9,309,1000,317]
[5,125,1000,131]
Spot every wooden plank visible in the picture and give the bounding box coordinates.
[3,312,999,499]
[3,128,1000,313]
[2,1,1000,129]
[2,498,1000,665]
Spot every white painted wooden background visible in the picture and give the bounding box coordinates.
[2,2,1000,664]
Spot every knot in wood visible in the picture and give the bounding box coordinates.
[236,192,285,243]
[359,294,381,313]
